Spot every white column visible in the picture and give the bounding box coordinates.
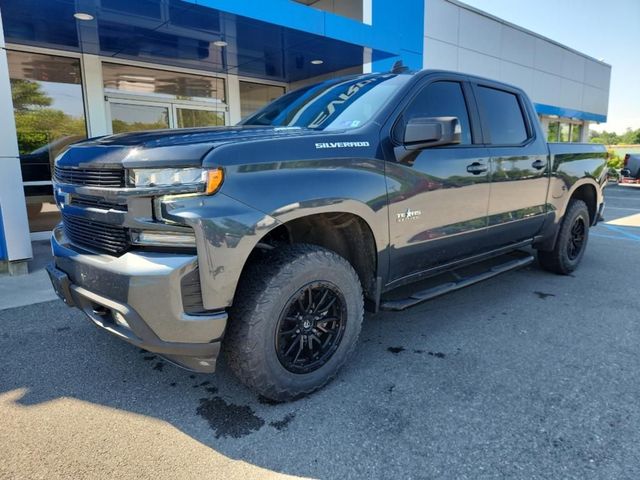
[581,121,590,143]
[226,73,241,125]
[539,116,550,141]
[362,0,373,72]
[363,0,372,25]
[0,9,33,270]
[81,54,109,137]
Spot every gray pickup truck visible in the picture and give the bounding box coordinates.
[47,70,607,400]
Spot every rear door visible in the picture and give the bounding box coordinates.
[385,75,492,283]
[473,83,549,246]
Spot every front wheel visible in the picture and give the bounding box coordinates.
[537,199,590,275]
[224,244,364,401]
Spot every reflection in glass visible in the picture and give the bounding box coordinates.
[7,50,87,232]
[176,108,225,128]
[571,124,582,142]
[103,63,225,104]
[559,122,570,142]
[239,81,285,119]
[547,121,559,142]
[110,103,170,133]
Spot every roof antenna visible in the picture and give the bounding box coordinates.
[391,60,409,73]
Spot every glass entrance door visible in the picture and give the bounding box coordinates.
[109,100,171,134]
[174,106,225,128]
[107,98,227,133]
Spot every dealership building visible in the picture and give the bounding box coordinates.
[0,0,611,273]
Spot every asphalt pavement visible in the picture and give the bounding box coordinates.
[1,183,639,479]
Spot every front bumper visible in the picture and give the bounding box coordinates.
[49,226,227,372]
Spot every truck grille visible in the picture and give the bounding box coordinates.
[70,196,127,211]
[54,166,125,187]
[62,213,129,255]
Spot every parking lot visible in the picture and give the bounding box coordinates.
[1,183,639,479]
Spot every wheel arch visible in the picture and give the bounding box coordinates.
[240,210,381,304]
[568,181,598,225]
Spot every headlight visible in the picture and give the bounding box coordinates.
[128,167,223,194]
[130,230,196,247]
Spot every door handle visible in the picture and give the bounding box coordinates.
[466,162,488,175]
[532,159,546,170]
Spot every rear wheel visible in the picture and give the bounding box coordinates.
[224,244,364,401]
[538,199,590,275]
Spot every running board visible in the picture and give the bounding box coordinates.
[380,254,534,311]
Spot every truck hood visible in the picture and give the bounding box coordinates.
[55,126,325,169]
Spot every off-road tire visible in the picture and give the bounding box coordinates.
[538,199,590,275]
[223,244,364,401]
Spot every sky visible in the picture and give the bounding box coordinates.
[459,0,640,134]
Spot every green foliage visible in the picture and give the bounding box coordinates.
[11,79,85,156]
[111,119,169,134]
[621,129,640,145]
[606,148,623,170]
[11,79,52,111]
[590,128,640,145]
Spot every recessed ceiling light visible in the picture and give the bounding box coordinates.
[311,59,323,65]
[73,12,94,21]
[213,40,228,47]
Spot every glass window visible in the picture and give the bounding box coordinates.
[570,123,582,143]
[110,102,170,134]
[240,82,285,120]
[176,108,225,128]
[559,122,570,142]
[242,74,410,131]
[102,63,225,104]
[547,121,560,142]
[403,81,472,145]
[7,50,87,232]
[477,86,528,145]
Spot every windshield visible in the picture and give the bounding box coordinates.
[240,74,410,131]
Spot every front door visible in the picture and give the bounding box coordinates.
[386,78,492,283]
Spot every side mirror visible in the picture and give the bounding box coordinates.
[403,116,461,149]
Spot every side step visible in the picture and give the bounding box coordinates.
[380,253,534,311]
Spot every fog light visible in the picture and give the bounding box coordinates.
[113,311,130,329]
[130,230,196,247]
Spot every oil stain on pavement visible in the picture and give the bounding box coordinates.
[197,396,266,439]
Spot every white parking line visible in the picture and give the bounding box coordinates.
[605,196,640,201]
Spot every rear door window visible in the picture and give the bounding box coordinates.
[476,86,529,145]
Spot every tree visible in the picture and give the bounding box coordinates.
[10,79,85,156]
[620,128,640,145]
[11,79,52,112]
[590,130,620,145]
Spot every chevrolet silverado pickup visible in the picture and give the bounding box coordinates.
[47,70,607,401]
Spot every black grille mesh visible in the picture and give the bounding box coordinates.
[62,213,129,255]
[54,166,124,187]
[70,196,127,211]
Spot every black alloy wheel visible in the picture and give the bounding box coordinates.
[275,282,347,374]
[567,216,586,260]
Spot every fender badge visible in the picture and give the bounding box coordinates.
[396,208,422,222]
